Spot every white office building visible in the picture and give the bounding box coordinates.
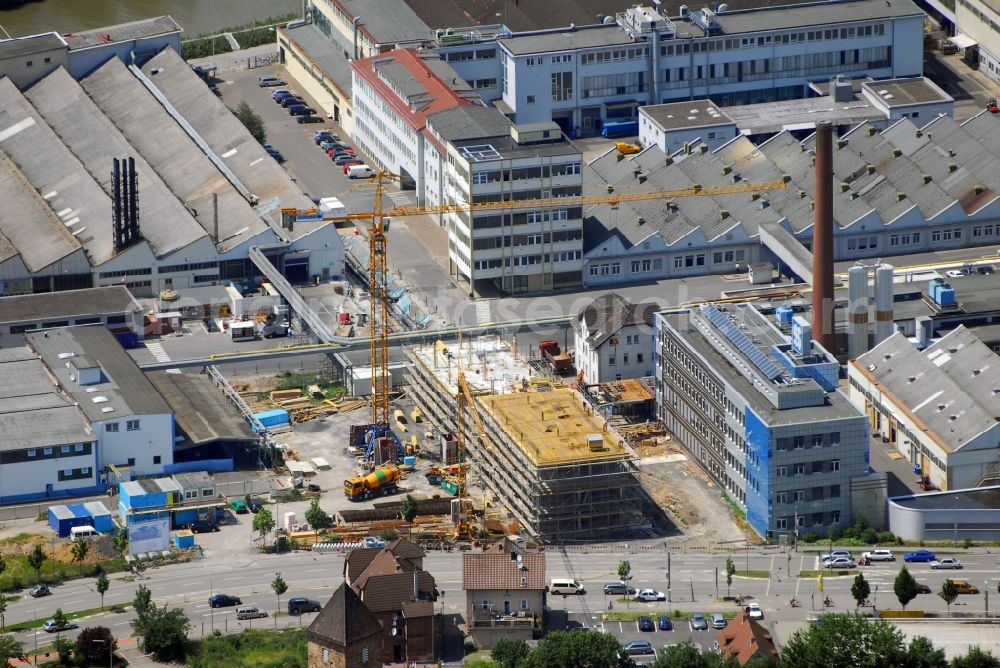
[449,0,924,135]
[575,292,657,384]
[425,107,584,295]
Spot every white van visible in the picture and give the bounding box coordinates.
[70,526,98,542]
[236,606,268,620]
[549,578,586,595]
[347,164,374,179]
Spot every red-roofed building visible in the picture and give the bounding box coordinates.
[351,48,481,203]
[716,611,780,666]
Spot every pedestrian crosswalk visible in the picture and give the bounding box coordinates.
[385,190,414,207]
[475,301,491,325]
[145,341,171,363]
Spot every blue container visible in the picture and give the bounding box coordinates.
[115,332,139,349]
[601,120,638,138]
[403,455,416,467]
[938,287,956,305]
[173,530,195,549]
[252,408,290,432]
[775,306,794,326]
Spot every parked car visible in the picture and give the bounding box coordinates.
[320,139,345,150]
[711,613,727,629]
[945,269,968,278]
[638,616,655,632]
[297,115,323,123]
[347,164,374,179]
[188,520,219,534]
[265,148,285,163]
[341,161,364,173]
[821,550,852,562]
[904,549,937,563]
[623,641,654,656]
[916,583,932,594]
[334,153,361,165]
[257,75,285,87]
[327,147,354,157]
[287,597,322,614]
[314,130,338,144]
[272,88,295,100]
[236,606,268,620]
[690,613,709,631]
[288,105,316,116]
[861,550,895,562]
[824,557,856,569]
[930,558,963,569]
[946,579,979,594]
[248,499,262,513]
[30,584,49,598]
[603,582,637,596]
[747,603,763,619]
[658,615,673,630]
[978,265,995,275]
[307,483,321,492]
[635,589,667,602]
[280,95,305,108]
[209,594,242,608]
[42,619,78,633]
[229,500,248,514]
[362,536,386,549]
[273,91,298,103]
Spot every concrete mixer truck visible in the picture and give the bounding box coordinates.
[344,465,400,501]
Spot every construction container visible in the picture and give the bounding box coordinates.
[173,530,195,549]
[403,455,417,467]
[253,408,290,432]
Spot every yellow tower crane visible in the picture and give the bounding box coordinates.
[346,171,788,471]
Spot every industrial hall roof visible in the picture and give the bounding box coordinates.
[462,542,546,590]
[27,327,171,422]
[307,582,384,649]
[62,16,181,51]
[0,287,140,325]
[585,109,1000,252]
[147,372,256,446]
[853,326,1000,453]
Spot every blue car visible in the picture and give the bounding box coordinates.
[658,615,673,630]
[903,549,937,563]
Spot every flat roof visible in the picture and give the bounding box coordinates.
[0,32,66,58]
[862,77,953,107]
[81,57,267,252]
[641,101,734,131]
[148,372,256,445]
[722,95,884,136]
[454,133,580,163]
[500,25,635,56]
[0,350,94,451]
[27,327,171,422]
[427,106,512,142]
[407,0,640,32]
[0,286,140,325]
[325,0,432,45]
[408,337,537,397]
[477,387,631,467]
[891,485,1000,510]
[62,16,181,51]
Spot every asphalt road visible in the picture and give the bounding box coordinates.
[10,543,999,653]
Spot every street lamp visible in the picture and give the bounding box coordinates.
[954,495,960,547]
[91,638,113,668]
[873,585,879,613]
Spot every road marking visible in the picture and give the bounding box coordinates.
[64,599,82,605]
[475,301,491,324]
[145,341,171,363]
[223,577,245,582]
[305,568,326,573]
[114,621,131,627]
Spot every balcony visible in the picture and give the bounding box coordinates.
[471,608,539,629]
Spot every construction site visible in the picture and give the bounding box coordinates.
[405,336,645,541]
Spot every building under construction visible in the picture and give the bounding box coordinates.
[475,387,643,540]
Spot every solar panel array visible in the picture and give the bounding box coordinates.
[702,305,784,381]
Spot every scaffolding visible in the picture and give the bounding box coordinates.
[474,387,644,540]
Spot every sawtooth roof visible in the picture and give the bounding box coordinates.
[62,16,180,51]
[0,286,139,324]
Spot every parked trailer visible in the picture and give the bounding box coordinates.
[601,120,638,138]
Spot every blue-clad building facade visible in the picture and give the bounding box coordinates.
[655,303,869,539]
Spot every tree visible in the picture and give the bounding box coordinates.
[252,508,275,545]
[520,630,632,668]
[781,613,908,667]
[491,637,530,668]
[851,572,871,610]
[402,494,419,537]
[52,636,74,665]
[0,594,7,632]
[900,636,948,668]
[26,544,46,582]
[234,100,266,144]
[617,560,632,586]
[113,529,129,557]
[653,641,740,667]
[952,647,1000,668]
[0,634,25,667]
[71,538,90,563]
[271,573,288,617]
[939,580,959,615]
[77,626,116,665]
[133,584,154,629]
[894,567,919,610]
[725,556,736,597]
[51,608,68,634]
[96,571,110,611]
[139,606,190,662]
[378,528,400,542]
[304,499,333,530]
[0,554,7,585]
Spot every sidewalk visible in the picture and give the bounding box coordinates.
[11,635,161,667]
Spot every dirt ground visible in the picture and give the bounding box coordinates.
[0,532,118,565]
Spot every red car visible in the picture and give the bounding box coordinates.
[342,160,363,173]
[327,147,355,158]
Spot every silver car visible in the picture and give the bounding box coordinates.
[930,558,963,569]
